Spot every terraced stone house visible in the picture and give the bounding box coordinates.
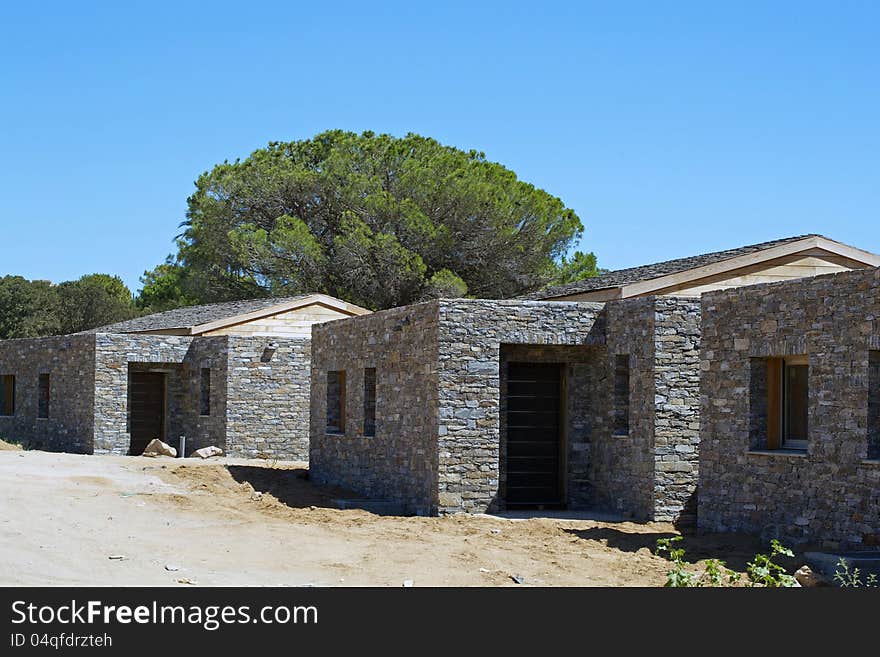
[0,294,368,459]
[3,234,878,549]
[309,235,880,548]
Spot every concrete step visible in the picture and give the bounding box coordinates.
[805,551,880,583]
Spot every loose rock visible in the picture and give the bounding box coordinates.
[142,439,177,458]
[193,446,224,459]
[795,565,829,587]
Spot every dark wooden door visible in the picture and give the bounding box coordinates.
[129,372,165,456]
[504,362,563,508]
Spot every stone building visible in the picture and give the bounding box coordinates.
[4,232,880,548]
[698,267,880,549]
[310,296,703,521]
[309,234,880,544]
[0,294,368,459]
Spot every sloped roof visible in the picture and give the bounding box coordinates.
[90,294,368,335]
[529,234,878,300]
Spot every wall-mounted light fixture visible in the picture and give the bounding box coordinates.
[261,342,278,363]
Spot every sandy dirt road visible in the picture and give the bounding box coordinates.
[0,447,765,586]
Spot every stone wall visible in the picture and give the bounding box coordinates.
[586,296,701,524]
[309,303,440,514]
[126,361,190,450]
[309,296,704,521]
[93,333,226,455]
[591,297,656,519]
[652,297,701,525]
[498,344,603,510]
[0,334,96,452]
[180,337,228,455]
[0,331,312,460]
[699,268,880,549]
[225,336,310,461]
[310,299,606,514]
[435,299,605,513]
[96,333,310,459]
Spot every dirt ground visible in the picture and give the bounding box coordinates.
[0,447,773,586]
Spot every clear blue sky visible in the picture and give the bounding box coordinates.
[1,1,878,293]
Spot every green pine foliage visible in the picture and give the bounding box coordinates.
[140,130,597,310]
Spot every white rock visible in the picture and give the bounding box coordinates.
[193,446,224,459]
[794,565,828,587]
[142,439,177,458]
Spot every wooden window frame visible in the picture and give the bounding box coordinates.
[767,355,808,450]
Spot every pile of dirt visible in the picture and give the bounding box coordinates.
[152,460,767,586]
[0,439,22,451]
[157,465,360,520]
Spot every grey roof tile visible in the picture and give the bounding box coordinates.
[87,295,313,334]
[529,234,824,299]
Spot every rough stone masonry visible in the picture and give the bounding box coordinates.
[0,332,310,460]
[310,296,702,521]
[699,267,880,549]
